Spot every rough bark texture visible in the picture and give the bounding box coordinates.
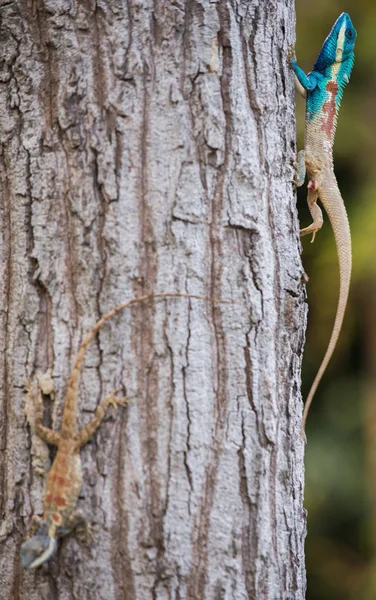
[0,1,307,599]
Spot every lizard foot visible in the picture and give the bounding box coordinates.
[300,224,321,243]
[106,388,130,410]
[76,522,98,548]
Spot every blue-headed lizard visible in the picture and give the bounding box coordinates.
[291,13,356,435]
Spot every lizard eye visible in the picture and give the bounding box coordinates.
[345,29,354,39]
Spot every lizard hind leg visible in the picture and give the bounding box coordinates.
[59,509,96,546]
[28,515,45,537]
[294,150,306,187]
[300,184,323,243]
[75,388,129,449]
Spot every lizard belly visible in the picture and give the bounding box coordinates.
[305,119,333,162]
[44,451,82,527]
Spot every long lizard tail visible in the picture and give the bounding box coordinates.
[302,176,352,437]
[61,292,231,435]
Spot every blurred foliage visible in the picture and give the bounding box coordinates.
[295,2,376,599]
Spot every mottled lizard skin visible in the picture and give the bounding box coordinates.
[21,292,228,568]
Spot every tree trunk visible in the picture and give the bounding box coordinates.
[0,1,306,599]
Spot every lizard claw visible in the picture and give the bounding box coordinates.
[287,45,295,65]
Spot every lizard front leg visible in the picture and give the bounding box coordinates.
[300,182,323,242]
[75,389,129,449]
[33,380,60,446]
[25,377,60,448]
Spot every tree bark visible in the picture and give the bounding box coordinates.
[0,1,306,599]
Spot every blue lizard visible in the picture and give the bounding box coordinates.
[291,13,356,435]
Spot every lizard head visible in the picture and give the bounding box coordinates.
[20,528,57,569]
[313,13,356,72]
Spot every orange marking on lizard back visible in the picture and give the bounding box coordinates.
[54,496,68,508]
[321,80,338,138]
[49,474,66,486]
[52,513,62,525]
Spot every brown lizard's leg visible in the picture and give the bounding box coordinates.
[76,389,129,448]
[36,424,60,446]
[61,509,96,546]
[25,378,60,446]
[300,183,323,242]
[28,515,44,536]
[35,387,60,446]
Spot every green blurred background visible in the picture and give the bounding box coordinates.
[295,2,376,598]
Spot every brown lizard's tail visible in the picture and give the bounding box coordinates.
[72,292,231,374]
[62,292,231,434]
[302,177,352,437]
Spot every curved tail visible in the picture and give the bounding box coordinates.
[302,177,351,437]
[61,292,231,435]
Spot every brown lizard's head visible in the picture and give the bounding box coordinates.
[20,523,58,569]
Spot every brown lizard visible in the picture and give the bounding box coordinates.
[21,292,228,568]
